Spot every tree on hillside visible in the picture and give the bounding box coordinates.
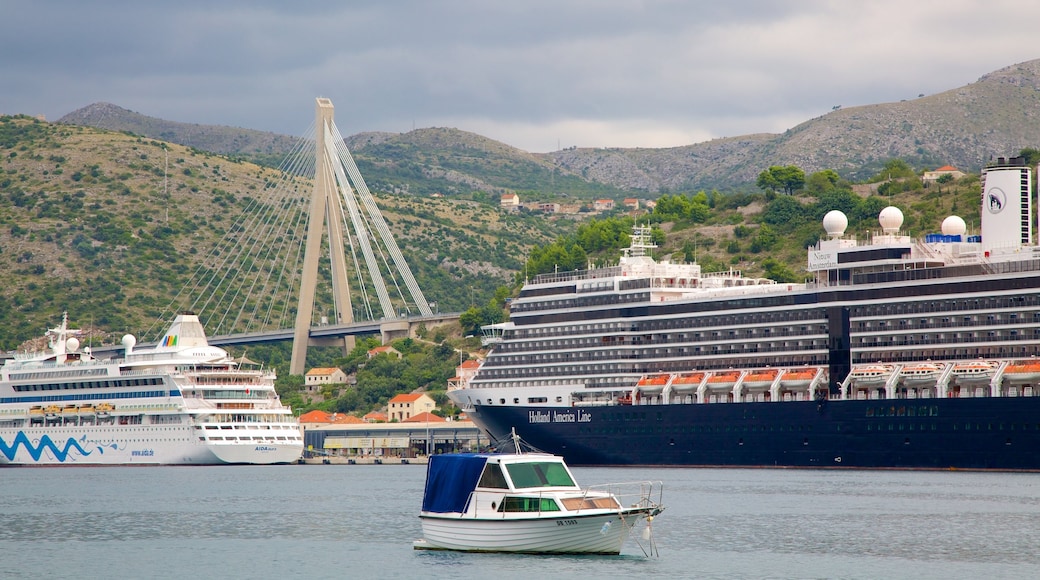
[1018,147,1040,167]
[652,192,711,222]
[869,159,916,182]
[804,169,843,197]
[756,165,805,195]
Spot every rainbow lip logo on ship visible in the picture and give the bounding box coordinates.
[0,432,94,462]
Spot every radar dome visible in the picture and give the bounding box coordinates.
[66,337,80,352]
[879,206,904,233]
[941,215,967,236]
[121,334,137,350]
[822,210,848,238]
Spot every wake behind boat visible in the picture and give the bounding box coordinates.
[415,433,663,555]
[0,312,303,465]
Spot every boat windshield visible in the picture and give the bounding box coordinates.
[504,461,575,488]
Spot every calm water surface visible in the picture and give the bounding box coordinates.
[1,465,1038,579]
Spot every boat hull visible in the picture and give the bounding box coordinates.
[417,510,645,554]
[464,396,1040,470]
[0,425,302,466]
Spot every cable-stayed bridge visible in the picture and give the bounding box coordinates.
[149,98,455,374]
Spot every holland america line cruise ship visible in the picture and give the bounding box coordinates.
[450,156,1040,470]
[0,313,303,465]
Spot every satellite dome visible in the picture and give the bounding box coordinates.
[66,337,80,352]
[879,206,904,233]
[822,210,848,238]
[121,334,137,350]
[941,215,967,236]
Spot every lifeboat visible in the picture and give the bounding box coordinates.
[44,405,61,419]
[636,375,669,387]
[950,361,998,384]
[706,371,741,386]
[848,364,894,385]
[635,374,669,396]
[780,368,819,387]
[1002,362,1040,382]
[899,363,943,385]
[742,370,778,388]
[95,403,114,418]
[78,404,96,416]
[669,372,704,392]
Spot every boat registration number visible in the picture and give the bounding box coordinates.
[556,520,577,526]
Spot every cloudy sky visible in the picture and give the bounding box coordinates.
[3,1,1039,152]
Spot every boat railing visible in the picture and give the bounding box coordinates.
[581,481,664,514]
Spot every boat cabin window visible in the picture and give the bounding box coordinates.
[477,462,509,489]
[504,461,576,488]
[498,496,561,513]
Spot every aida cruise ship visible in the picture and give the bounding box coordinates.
[0,313,302,465]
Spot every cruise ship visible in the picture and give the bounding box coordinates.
[0,313,303,465]
[450,157,1040,470]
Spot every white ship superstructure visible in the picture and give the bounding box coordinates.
[0,313,302,465]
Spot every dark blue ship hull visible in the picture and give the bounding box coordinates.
[467,396,1040,470]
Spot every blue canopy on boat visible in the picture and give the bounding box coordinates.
[421,453,489,513]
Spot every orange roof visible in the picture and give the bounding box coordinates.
[369,345,395,353]
[330,414,363,424]
[459,360,481,369]
[935,165,959,171]
[403,412,445,423]
[363,411,387,422]
[389,393,426,403]
[299,410,333,423]
[306,367,341,376]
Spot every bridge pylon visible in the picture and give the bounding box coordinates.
[290,98,355,374]
[289,98,433,375]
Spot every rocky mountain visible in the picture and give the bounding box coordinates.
[58,59,1040,194]
[58,102,299,157]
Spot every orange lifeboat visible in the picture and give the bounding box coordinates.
[670,372,704,392]
[636,375,669,387]
[780,368,819,387]
[742,370,778,388]
[706,371,741,385]
[1003,362,1040,382]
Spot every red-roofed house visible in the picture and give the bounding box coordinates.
[298,410,334,439]
[403,411,446,424]
[388,392,435,422]
[363,411,388,423]
[500,193,520,208]
[448,359,482,391]
[923,165,965,182]
[623,198,639,210]
[331,414,364,425]
[594,199,615,211]
[367,345,402,359]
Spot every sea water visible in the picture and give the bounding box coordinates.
[1,465,1038,579]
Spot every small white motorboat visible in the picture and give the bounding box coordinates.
[415,434,663,555]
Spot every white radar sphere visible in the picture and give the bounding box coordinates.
[822,210,848,238]
[879,206,904,233]
[941,215,967,236]
[121,334,137,349]
[66,337,80,352]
